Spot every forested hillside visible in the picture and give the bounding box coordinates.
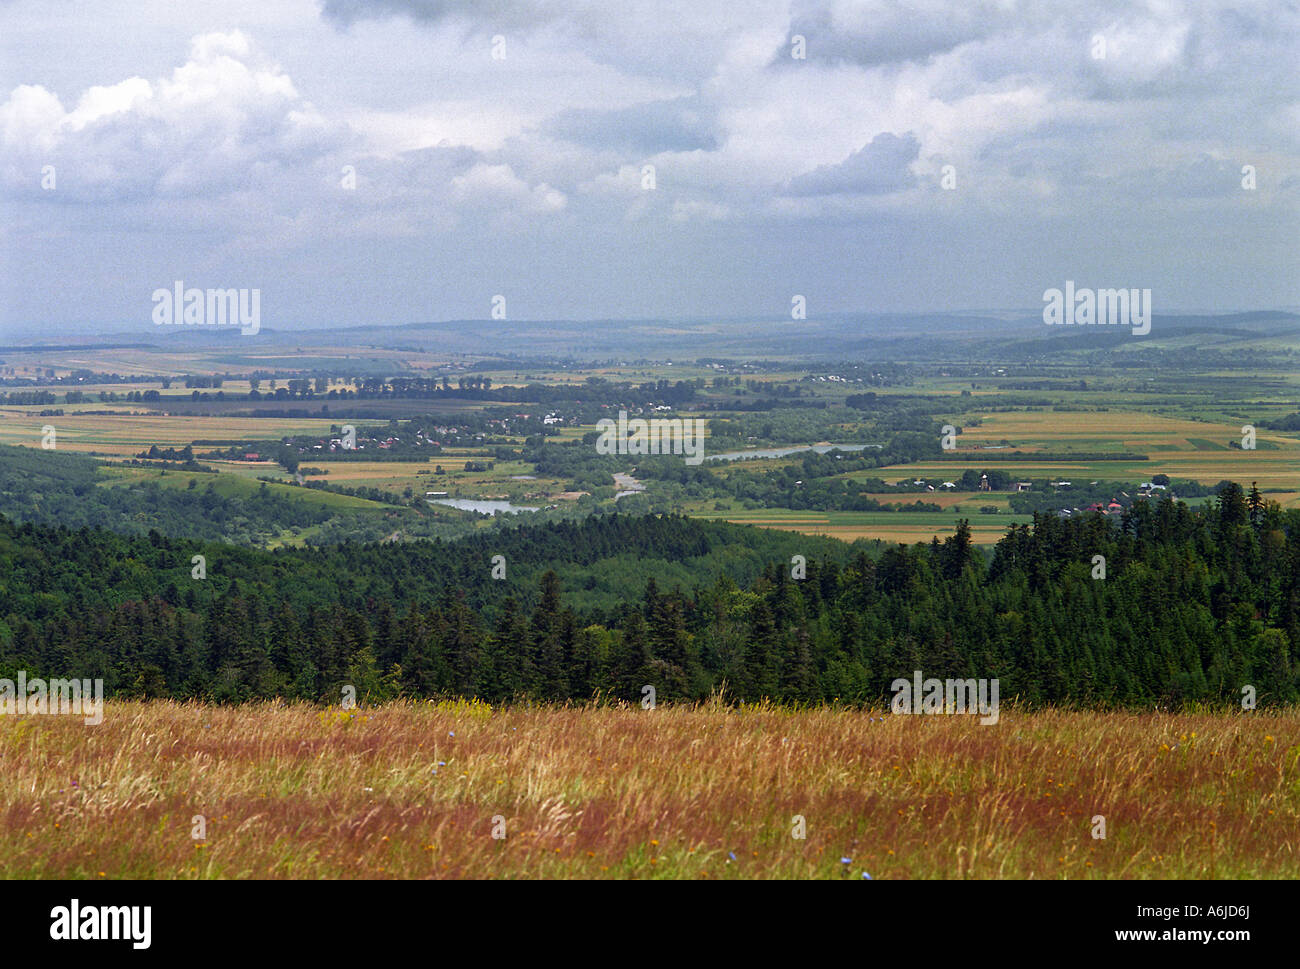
[1,486,1295,707]
[0,445,335,543]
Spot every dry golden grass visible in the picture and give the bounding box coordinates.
[2,701,1296,879]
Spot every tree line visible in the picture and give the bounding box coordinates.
[0,485,1295,707]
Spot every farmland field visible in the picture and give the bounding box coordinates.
[887,408,1300,491]
[0,411,338,455]
[694,508,1031,544]
[7,361,1300,540]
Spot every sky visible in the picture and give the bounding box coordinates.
[0,0,1296,336]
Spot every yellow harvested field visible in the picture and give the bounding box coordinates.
[954,410,1295,451]
[729,521,1015,544]
[955,411,1227,440]
[303,461,448,482]
[0,412,338,455]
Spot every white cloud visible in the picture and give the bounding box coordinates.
[451,162,565,211]
[1,30,338,199]
[0,0,1295,326]
[670,198,730,222]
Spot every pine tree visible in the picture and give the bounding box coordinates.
[611,611,649,701]
[529,571,568,697]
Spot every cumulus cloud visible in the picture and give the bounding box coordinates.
[450,162,566,213]
[0,26,573,247]
[785,132,920,196]
[1,30,342,199]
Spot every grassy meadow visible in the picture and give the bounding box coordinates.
[2,701,1295,879]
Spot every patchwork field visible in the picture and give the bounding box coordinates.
[7,365,1299,545]
[890,411,1300,490]
[891,455,1300,491]
[3,701,1294,879]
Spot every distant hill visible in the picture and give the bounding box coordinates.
[8,310,1296,365]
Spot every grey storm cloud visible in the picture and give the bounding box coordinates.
[779,0,1013,68]
[785,132,920,196]
[0,0,1296,330]
[321,0,565,32]
[544,97,718,155]
[316,0,781,81]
